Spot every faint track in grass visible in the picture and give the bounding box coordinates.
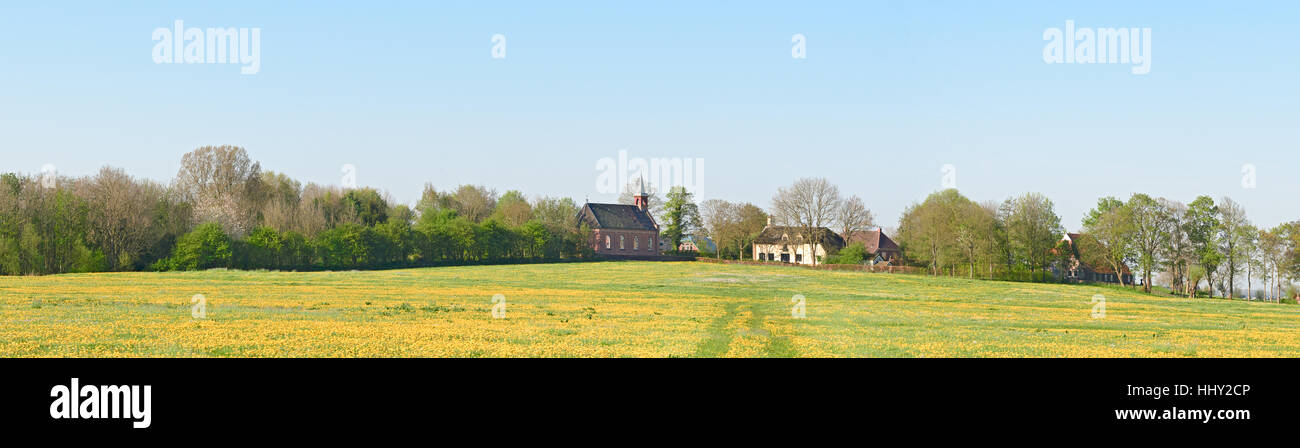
[691,298,799,358]
[693,301,740,357]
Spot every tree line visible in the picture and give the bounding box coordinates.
[0,146,593,275]
[1076,193,1298,301]
[898,189,1064,281]
[895,188,1300,301]
[4,155,1298,301]
[693,177,1298,301]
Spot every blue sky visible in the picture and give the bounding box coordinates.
[2,1,1297,230]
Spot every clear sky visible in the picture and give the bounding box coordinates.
[2,1,1297,231]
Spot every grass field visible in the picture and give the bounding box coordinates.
[2,261,1298,357]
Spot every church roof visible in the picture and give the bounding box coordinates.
[578,203,658,231]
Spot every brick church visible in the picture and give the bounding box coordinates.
[577,181,660,256]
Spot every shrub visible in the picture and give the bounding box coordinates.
[166,222,233,270]
[243,226,284,269]
[827,242,869,265]
[316,223,372,269]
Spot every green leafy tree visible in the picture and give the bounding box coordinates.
[373,218,414,266]
[661,186,701,253]
[167,222,233,270]
[898,189,970,275]
[492,190,533,227]
[1127,193,1169,293]
[316,223,372,268]
[415,183,457,215]
[343,188,390,227]
[519,220,552,258]
[1080,198,1134,287]
[1000,192,1064,271]
[244,226,285,269]
[1185,196,1222,297]
[478,219,514,261]
[954,200,997,278]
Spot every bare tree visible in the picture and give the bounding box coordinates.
[297,183,350,236]
[618,179,662,222]
[81,167,165,270]
[1259,228,1285,302]
[1158,199,1193,296]
[1217,197,1250,298]
[452,184,498,222]
[701,199,739,258]
[836,195,875,245]
[1242,224,1259,299]
[771,178,841,266]
[702,200,769,260]
[701,199,736,238]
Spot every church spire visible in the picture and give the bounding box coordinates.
[633,177,649,211]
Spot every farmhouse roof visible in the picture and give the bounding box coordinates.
[1086,261,1133,276]
[846,229,900,255]
[1061,232,1133,275]
[754,226,845,251]
[577,203,658,231]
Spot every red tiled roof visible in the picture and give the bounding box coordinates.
[846,229,900,254]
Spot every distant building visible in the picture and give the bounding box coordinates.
[577,180,660,256]
[752,218,845,265]
[844,228,902,265]
[678,235,716,253]
[1055,233,1134,284]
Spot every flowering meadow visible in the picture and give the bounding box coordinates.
[2,261,1298,357]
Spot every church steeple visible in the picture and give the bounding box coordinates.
[633,177,649,212]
